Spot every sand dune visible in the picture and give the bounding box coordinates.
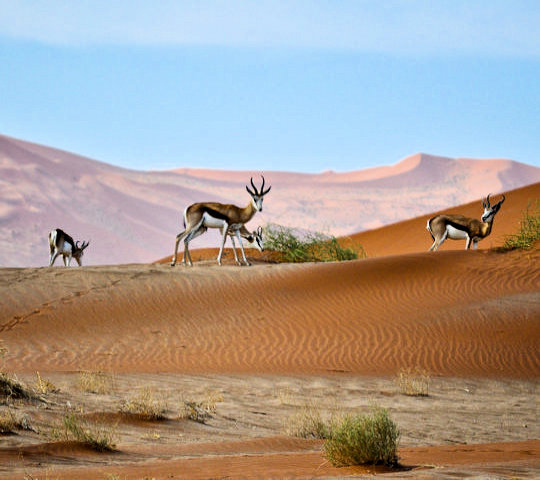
[348,181,540,257]
[2,133,539,266]
[1,178,538,477]
[2,250,538,378]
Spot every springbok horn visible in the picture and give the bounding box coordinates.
[486,193,492,208]
[250,177,259,195]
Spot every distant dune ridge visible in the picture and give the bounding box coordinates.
[1,133,539,266]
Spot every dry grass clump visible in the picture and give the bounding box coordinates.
[0,408,34,434]
[283,403,332,439]
[77,370,115,394]
[395,367,431,397]
[0,408,18,433]
[178,390,223,424]
[324,407,400,467]
[53,412,117,451]
[0,343,36,403]
[120,387,168,420]
[179,401,210,423]
[0,373,36,403]
[35,371,58,395]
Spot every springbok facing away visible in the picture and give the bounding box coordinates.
[171,176,271,267]
[228,225,264,266]
[427,194,506,251]
[48,229,90,266]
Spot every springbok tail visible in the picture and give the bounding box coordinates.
[426,218,435,241]
[49,230,57,254]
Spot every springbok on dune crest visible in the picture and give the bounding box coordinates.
[171,176,271,266]
[427,194,505,251]
[49,228,90,266]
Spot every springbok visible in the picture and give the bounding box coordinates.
[48,229,90,266]
[427,194,505,251]
[228,225,264,266]
[171,176,271,266]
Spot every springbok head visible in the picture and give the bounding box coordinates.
[246,176,272,212]
[481,194,505,222]
[73,240,90,265]
[252,226,264,252]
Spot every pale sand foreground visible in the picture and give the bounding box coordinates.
[0,247,538,478]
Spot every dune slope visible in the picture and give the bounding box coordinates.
[1,249,538,379]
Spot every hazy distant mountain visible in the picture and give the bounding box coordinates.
[1,133,538,266]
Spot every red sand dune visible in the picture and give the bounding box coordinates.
[2,249,538,379]
[1,133,539,266]
[0,173,538,478]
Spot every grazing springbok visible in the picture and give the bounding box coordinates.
[171,176,271,266]
[228,225,264,266]
[427,194,505,251]
[48,229,90,266]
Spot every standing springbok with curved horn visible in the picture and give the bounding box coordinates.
[228,225,264,266]
[427,194,505,251]
[48,228,90,266]
[171,176,271,266]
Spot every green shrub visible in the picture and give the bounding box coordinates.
[263,224,364,263]
[324,407,400,467]
[501,201,540,251]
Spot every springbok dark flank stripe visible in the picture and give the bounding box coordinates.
[171,176,271,267]
[427,194,505,251]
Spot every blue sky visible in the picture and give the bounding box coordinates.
[0,1,538,172]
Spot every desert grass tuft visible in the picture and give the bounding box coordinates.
[77,370,115,394]
[395,367,431,397]
[324,407,400,467]
[179,400,211,424]
[500,201,540,251]
[120,387,167,420]
[264,224,365,263]
[284,403,332,439]
[35,371,58,395]
[0,373,36,403]
[0,408,35,434]
[56,412,117,451]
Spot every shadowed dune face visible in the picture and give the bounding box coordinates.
[1,249,538,379]
[347,182,540,257]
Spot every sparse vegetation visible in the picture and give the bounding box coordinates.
[179,400,212,424]
[35,371,58,395]
[395,367,431,397]
[0,372,35,403]
[501,201,540,251]
[263,223,365,263]
[120,387,167,420]
[284,403,331,439]
[0,408,17,433]
[323,407,400,467]
[78,370,115,394]
[57,412,117,451]
[0,408,34,434]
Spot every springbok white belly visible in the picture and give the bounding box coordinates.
[446,225,469,240]
[202,212,228,229]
